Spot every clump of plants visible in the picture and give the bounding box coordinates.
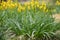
[0,0,60,40]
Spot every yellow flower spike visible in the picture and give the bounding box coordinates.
[56,0,60,5]
[2,4,6,7]
[21,6,25,11]
[2,5,7,9]
[0,6,3,10]
[1,2,6,5]
[37,4,40,7]
[15,3,18,6]
[17,8,21,12]
[28,6,30,10]
[24,2,30,6]
[31,4,34,7]
[1,2,7,9]
[31,1,34,5]
[42,1,46,6]
[39,6,43,9]
[24,2,27,6]
[35,0,39,1]
[31,1,35,7]
[7,2,11,4]
[7,0,12,2]
[43,6,46,11]
[31,0,34,2]
[46,9,48,12]
[35,1,39,5]
[7,3,10,8]
[17,3,21,7]
[56,1,58,5]
[27,2,30,5]
[11,3,15,8]
[32,6,35,10]
[18,6,22,9]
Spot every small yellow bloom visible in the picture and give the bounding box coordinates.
[17,8,21,12]
[31,1,34,5]
[39,6,43,9]
[35,1,39,5]
[28,6,30,10]
[31,0,34,2]
[0,6,3,10]
[42,1,46,6]
[21,7,25,11]
[24,2,30,6]
[46,9,48,12]
[37,4,40,7]
[14,3,18,6]
[56,1,60,5]
[43,6,46,10]
[11,4,15,8]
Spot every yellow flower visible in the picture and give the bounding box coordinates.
[21,7,25,11]
[35,1,39,5]
[17,8,21,12]
[1,2,7,9]
[28,6,30,10]
[0,6,3,10]
[17,3,22,12]
[2,4,6,7]
[37,4,40,7]
[31,0,34,2]
[46,9,48,12]
[24,2,30,6]
[39,6,43,9]
[42,1,46,6]
[7,0,12,3]
[14,3,18,6]
[31,1,34,5]
[56,1,60,5]
[11,3,15,8]
[43,6,46,11]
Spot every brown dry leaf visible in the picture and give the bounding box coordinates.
[53,14,60,23]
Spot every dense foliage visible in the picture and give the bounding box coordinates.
[0,0,60,40]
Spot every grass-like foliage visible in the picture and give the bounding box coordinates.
[0,8,60,40]
[0,0,60,40]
